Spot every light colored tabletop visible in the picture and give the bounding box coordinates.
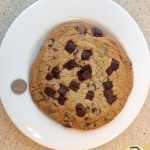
[0,0,150,150]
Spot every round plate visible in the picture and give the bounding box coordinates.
[0,0,150,149]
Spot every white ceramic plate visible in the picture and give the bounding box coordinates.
[0,0,150,149]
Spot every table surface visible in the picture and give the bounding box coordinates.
[0,0,150,150]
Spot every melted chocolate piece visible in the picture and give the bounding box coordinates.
[103,89,113,99]
[106,59,119,76]
[52,66,60,79]
[102,81,113,90]
[46,73,53,80]
[64,60,77,70]
[46,66,60,80]
[81,65,92,73]
[111,58,119,70]
[81,50,92,60]
[92,27,103,37]
[85,91,94,100]
[57,94,66,105]
[44,87,56,97]
[76,103,86,117]
[69,80,80,92]
[82,70,92,80]
[58,84,69,95]
[77,65,92,81]
[77,71,83,81]
[65,41,77,54]
[107,96,117,104]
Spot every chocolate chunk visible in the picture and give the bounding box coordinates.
[69,80,80,92]
[76,103,86,117]
[77,71,83,81]
[76,26,87,34]
[57,94,66,105]
[78,65,92,81]
[102,81,113,90]
[92,27,103,37]
[82,70,92,80]
[92,107,101,115]
[52,66,60,79]
[111,58,119,70]
[107,96,117,104]
[65,41,76,54]
[106,67,113,76]
[64,60,77,70]
[85,91,94,100]
[48,39,55,47]
[81,50,92,60]
[46,73,53,80]
[106,59,119,75]
[44,87,56,97]
[81,65,92,73]
[58,84,68,95]
[46,66,60,80]
[103,89,113,99]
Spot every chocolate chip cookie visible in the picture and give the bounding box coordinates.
[30,23,133,130]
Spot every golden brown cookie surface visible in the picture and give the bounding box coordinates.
[30,23,133,130]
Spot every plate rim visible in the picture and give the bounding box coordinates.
[0,0,150,149]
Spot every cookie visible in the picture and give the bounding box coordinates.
[30,23,133,130]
